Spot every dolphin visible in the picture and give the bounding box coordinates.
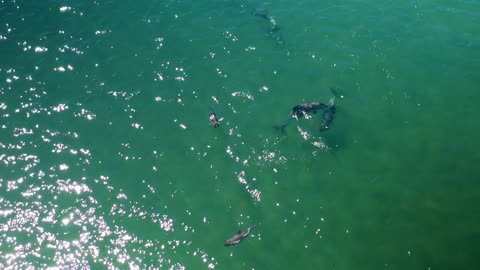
[252,7,269,19]
[224,225,255,246]
[319,98,336,132]
[209,110,220,128]
[291,102,328,120]
[252,8,280,32]
[274,102,328,133]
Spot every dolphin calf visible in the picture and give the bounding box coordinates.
[224,225,255,246]
[319,98,336,132]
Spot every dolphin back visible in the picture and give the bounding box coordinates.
[252,8,269,19]
[246,225,255,235]
[320,99,336,132]
[224,226,255,246]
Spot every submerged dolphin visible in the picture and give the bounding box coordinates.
[252,8,279,32]
[319,98,336,132]
[224,225,255,246]
[252,7,269,19]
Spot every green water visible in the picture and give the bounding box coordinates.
[1,0,479,269]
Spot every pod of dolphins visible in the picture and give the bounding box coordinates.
[212,9,339,247]
[214,93,337,246]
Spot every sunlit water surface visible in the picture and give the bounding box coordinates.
[1,0,479,269]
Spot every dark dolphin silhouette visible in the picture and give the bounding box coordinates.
[224,225,255,246]
[319,98,336,132]
[252,8,279,32]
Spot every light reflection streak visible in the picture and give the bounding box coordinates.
[236,171,262,202]
[296,126,330,152]
[0,5,242,270]
[231,91,254,101]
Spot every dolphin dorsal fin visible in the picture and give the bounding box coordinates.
[238,230,242,234]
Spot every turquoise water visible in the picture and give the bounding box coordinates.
[1,0,479,269]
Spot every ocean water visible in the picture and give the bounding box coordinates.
[1,0,479,269]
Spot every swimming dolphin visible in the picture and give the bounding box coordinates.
[252,7,269,19]
[252,8,280,32]
[291,102,328,120]
[319,98,336,132]
[224,225,255,246]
